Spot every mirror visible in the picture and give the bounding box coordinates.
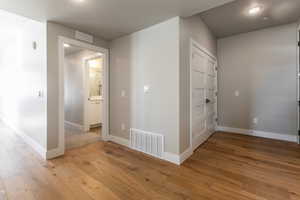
[87,56,103,99]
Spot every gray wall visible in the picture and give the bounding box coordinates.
[47,22,108,150]
[179,15,217,153]
[0,11,47,149]
[217,23,298,136]
[109,17,180,154]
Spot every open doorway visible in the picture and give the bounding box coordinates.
[58,37,109,152]
[83,55,104,133]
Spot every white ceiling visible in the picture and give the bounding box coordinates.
[0,0,234,40]
[200,0,300,38]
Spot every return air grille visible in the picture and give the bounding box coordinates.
[130,129,164,158]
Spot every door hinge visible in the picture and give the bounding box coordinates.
[215,118,218,122]
[298,41,300,47]
[298,130,300,136]
[298,100,300,106]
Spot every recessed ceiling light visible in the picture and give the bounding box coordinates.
[74,0,85,3]
[249,6,262,15]
[64,43,70,48]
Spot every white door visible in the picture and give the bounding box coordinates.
[191,43,217,151]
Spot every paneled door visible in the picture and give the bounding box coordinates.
[190,41,217,151]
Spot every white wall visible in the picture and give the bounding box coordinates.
[179,15,217,153]
[109,17,180,154]
[218,23,298,136]
[64,50,97,126]
[47,22,108,150]
[0,11,47,148]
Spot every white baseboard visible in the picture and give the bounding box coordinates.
[179,147,193,164]
[108,135,130,147]
[217,126,298,143]
[0,115,47,159]
[64,121,84,131]
[46,147,64,159]
[162,152,180,165]
[162,148,193,165]
[192,130,214,152]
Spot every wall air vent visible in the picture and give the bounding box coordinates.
[130,129,164,158]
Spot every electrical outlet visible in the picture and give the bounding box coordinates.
[144,85,150,93]
[234,90,240,97]
[121,90,126,97]
[253,118,258,125]
[121,123,126,131]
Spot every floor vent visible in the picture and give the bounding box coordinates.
[130,129,164,158]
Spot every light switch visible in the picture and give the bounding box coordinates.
[144,85,150,93]
[37,90,43,98]
[32,41,37,50]
[121,90,126,97]
[253,118,258,124]
[121,123,126,131]
[234,90,240,97]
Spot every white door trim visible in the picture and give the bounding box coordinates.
[190,39,217,63]
[189,39,218,152]
[58,36,109,156]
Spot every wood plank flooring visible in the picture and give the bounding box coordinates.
[65,127,101,150]
[1,121,300,200]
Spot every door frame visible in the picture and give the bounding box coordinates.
[83,54,103,132]
[189,39,218,151]
[58,36,109,154]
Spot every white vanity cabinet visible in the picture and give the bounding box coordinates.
[88,98,103,126]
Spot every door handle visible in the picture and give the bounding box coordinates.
[206,99,211,104]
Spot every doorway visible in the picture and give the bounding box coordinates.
[83,55,104,133]
[190,39,218,151]
[58,37,109,152]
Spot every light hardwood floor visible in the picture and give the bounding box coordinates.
[65,127,101,150]
[1,120,300,200]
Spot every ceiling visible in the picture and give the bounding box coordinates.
[0,0,233,40]
[200,0,300,38]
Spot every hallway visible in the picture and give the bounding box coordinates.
[1,120,300,200]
